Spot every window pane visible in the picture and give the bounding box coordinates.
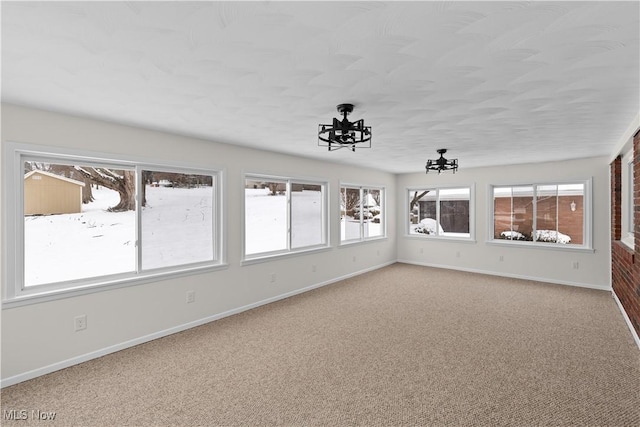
[141,171,214,269]
[511,186,534,240]
[557,184,584,245]
[439,188,470,237]
[245,180,287,255]
[494,187,512,239]
[24,162,136,286]
[409,189,438,235]
[341,187,361,241]
[291,183,324,249]
[363,188,383,238]
[494,186,533,241]
[493,183,585,245]
[535,185,559,242]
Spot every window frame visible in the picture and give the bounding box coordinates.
[242,173,329,263]
[487,178,593,252]
[622,151,635,249]
[405,184,475,242]
[3,142,226,306]
[339,183,386,245]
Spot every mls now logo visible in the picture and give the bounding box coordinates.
[3,409,27,420]
[3,409,57,421]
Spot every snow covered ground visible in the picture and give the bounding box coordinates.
[340,216,383,240]
[141,185,213,269]
[24,185,214,286]
[244,187,324,255]
[25,185,382,286]
[25,187,136,286]
[409,218,470,238]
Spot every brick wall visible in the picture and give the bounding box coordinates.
[493,195,584,243]
[611,130,640,337]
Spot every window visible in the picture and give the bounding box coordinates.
[622,152,635,248]
[340,185,385,243]
[491,181,590,248]
[408,187,472,239]
[5,144,223,302]
[629,160,635,235]
[244,175,327,259]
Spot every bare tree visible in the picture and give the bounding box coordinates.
[369,189,381,206]
[341,188,361,215]
[409,190,430,212]
[73,166,136,212]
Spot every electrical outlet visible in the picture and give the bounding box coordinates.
[420,248,424,254]
[499,255,504,262]
[377,249,380,256]
[456,251,461,258]
[74,315,87,332]
[270,273,276,283]
[312,264,317,273]
[572,261,579,270]
[352,256,357,262]
[186,290,195,304]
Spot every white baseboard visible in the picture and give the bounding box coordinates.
[0,261,395,388]
[396,259,611,291]
[1,259,624,388]
[612,291,640,350]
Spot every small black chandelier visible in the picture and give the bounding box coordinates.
[426,149,458,174]
[318,103,371,152]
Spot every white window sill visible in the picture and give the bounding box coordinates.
[241,245,332,266]
[405,234,476,244]
[338,236,388,247]
[486,240,595,253]
[3,263,229,309]
[621,235,635,251]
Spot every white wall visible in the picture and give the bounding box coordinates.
[0,104,397,385]
[396,156,611,289]
[0,103,614,386]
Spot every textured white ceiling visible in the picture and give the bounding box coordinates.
[2,1,639,173]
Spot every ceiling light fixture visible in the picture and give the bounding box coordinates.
[426,149,458,174]
[318,103,371,152]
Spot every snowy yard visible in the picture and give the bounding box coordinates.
[409,218,469,238]
[244,187,324,255]
[26,185,381,286]
[340,215,383,240]
[25,185,213,286]
[25,187,135,286]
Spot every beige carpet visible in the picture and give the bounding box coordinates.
[2,263,639,426]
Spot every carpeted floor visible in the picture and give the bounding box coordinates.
[2,263,639,426]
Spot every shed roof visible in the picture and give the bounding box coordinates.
[24,170,85,187]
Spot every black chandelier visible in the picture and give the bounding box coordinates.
[318,103,371,152]
[426,149,458,174]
